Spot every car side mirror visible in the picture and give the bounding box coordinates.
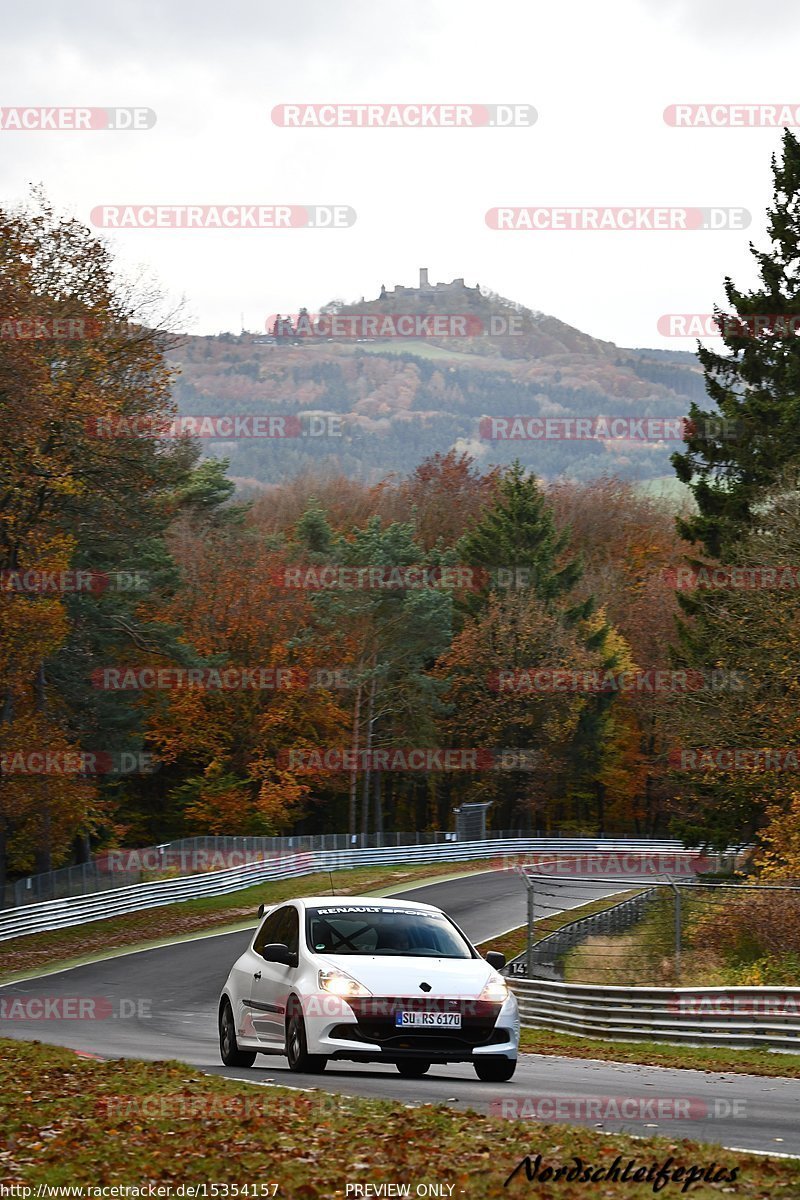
[485,950,506,970]
[261,942,297,967]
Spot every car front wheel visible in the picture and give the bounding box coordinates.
[286,999,327,1073]
[396,1059,430,1078]
[219,1000,257,1068]
[474,1055,516,1082]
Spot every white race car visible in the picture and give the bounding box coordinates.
[218,895,519,1081]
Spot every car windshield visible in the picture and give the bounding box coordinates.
[305,905,474,958]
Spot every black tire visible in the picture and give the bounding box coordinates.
[286,999,327,1073]
[474,1056,517,1082]
[219,999,257,1068]
[396,1059,430,1078]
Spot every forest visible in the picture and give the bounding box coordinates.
[4,132,800,892]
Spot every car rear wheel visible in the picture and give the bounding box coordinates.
[286,999,327,1073]
[396,1059,430,1078]
[219,1000,257,1068]
[474,1056,516,1082]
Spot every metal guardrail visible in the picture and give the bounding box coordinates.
[7,828,693,907]
[6,830,467,907]
[509,977,800,1051]
[0,838,712,942]
[505,887,658,979]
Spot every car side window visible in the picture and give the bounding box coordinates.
[254,909,284,955]
[254,905,298,957]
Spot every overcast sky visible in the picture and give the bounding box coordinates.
[3,0,799,349]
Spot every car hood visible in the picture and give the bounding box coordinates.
[315,954,496,997]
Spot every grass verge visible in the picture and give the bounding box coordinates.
[478,889,643,964]
[1,1038,797,1196]
[519,1027,800,1078]
[0,860,491,984]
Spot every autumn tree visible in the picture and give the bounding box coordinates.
[438,589,590,829]
[394,449,500,551]
[549,476,691,834]
[290,508,452,836]
[136,521,351,838]
[0,194,227,885]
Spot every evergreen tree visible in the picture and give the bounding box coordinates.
[673,130,800,556]
[456,461,590,622]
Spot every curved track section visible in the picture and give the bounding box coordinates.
[1,870,797,1156]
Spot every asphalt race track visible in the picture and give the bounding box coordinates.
[1,869,798,1156]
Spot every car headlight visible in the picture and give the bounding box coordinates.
[318,968,371,998]
[479,975,509,1002]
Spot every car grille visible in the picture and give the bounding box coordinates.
[330,996,504,1052]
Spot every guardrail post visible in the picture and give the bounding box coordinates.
[662,873,681,984]
[526,876,535,978]
[675,884,682,984]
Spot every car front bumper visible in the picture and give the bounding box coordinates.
[303,992,519,1063]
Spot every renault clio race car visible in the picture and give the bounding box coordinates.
[218,895,519,1080]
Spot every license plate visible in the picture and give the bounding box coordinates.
[395,1010,462,1028]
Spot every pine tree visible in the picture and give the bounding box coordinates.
[673,130,800,556]
[456,461,590,621]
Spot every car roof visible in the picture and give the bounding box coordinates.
[291,894,440,912]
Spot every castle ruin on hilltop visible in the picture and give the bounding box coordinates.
[379,268,481,300]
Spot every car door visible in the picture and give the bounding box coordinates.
[249,904,300,1048]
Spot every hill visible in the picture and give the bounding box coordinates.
[167,271,707,487]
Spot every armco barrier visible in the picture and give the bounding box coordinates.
[10,828,695,906]
[0,839,720,941]
[9,830,465,906]
[509,977,800,1051]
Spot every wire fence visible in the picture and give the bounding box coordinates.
[507,887,659,979]
[514,868,800,988]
